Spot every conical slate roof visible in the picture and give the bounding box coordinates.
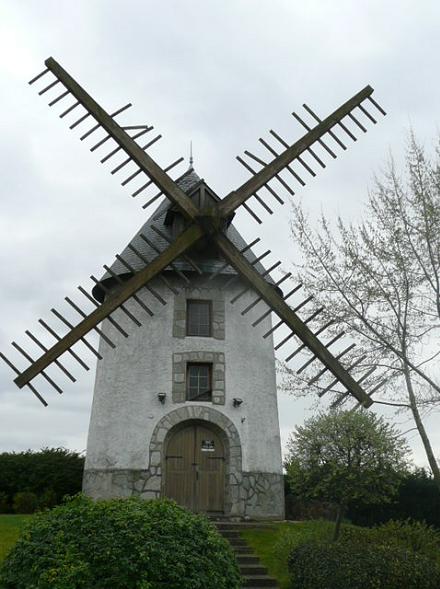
[93,168,272,301]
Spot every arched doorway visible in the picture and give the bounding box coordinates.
[165,421,225,513]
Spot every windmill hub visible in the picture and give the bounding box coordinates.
[193,211,226,236]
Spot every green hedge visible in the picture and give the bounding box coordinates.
[0,448,84,513]
[285,469,440,529]
[288,539,440,589]
[0,495,241,589]
[347,469,440,528]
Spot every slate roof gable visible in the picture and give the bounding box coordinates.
[93,168,273,302]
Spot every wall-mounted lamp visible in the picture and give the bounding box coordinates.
[233,397,243,408]
[157,392,167,404]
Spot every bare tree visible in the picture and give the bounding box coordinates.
[282,133,440,492]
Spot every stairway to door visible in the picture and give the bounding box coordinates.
[214,521,279,588]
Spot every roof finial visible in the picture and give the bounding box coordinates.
[189,140,194,170]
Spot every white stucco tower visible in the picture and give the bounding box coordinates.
[83,169,284,519]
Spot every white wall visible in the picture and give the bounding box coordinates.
[85,274,283,476]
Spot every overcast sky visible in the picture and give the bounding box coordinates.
[1,1,439,467]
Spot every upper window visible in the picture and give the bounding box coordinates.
[186,300,211,337]
[187,363,212,401]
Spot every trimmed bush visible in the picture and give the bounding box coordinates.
[340,518,440,563]
[0,495,241,589]
[273,520,334,569]
[12,492,38,514]
[288,539,440,589]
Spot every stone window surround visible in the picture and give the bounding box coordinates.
[173,291,225,340]
[172,351,225,405]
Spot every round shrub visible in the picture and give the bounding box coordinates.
[288,539,440,589]
[0,495,241,589]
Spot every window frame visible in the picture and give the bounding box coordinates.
[186,299,212,338]
[186,362,213,402]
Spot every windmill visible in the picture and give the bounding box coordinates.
[1,58,386,517]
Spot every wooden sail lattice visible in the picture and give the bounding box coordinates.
[29,58,186,212]
[2,57,386,409]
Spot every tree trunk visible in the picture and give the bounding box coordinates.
[403,365,440,494]
[333,504,345,542]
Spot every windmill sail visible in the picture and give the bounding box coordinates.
[222,86,386,222]
[29,58,187,214]
[2,58,387,410]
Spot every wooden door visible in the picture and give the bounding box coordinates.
[165,423,225,513]
[164,424,195,511]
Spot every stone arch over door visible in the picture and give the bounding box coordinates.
[149,406,243,516]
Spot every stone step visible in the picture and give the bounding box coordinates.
[213,522,279,589]
[216,529,248,544]
[214,521,277,530]
[221,529,242,539]
[237,555,260,565]
[232,544,253,558]
[221,537,248,547]
[240,564,268,576]
[242,575,279,587]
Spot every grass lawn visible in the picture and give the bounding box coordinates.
[241,520,336,589]
[0,515,32,564]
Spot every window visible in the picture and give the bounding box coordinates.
[186,363,212,401]
[186,300,211,337]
